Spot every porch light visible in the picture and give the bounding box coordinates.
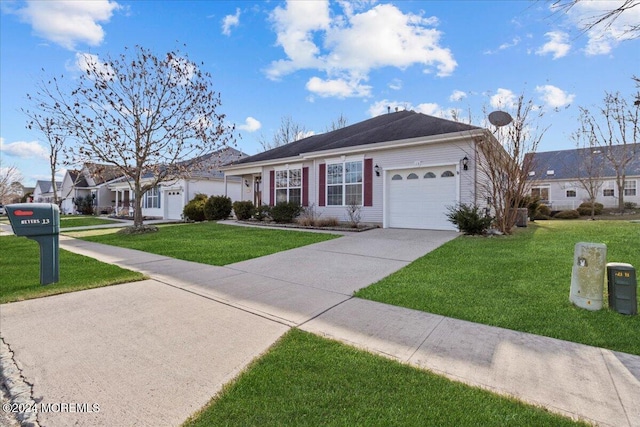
[462,156,469,171]
[374,164,381,177]
[244,179,250,187]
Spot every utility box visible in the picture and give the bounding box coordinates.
[607,263,637,315]
[515,208,528,227]
[569,242,607,311]
[6,203,60,285]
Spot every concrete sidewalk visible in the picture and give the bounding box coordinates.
[1,226,639,426]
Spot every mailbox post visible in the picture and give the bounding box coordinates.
[6,203,60,285]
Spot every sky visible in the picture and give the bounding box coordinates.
[1,0,639,187]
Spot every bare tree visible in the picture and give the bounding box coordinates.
[581,90,639,211]
[258,115,308,151]
[476,95,547,234]
[21,113,66,205]
[0,163,23,204]
[325,113,348,132]
[550,0,640,38]
[26,45,235,229]
[571,112,606,219]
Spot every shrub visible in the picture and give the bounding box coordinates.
[232,201,255,220]
[536,204,551,219]
[74,195,94,215]
[270,201,302,223]
[577,202,603,216]
[446,203,493,235]
[316,217,340,227]
[553,210,580,219]
[254,204,271,221]
[297,203,322,226]
[624,202,637,210]
[345,203,362,228]
[183,193,208,222]
[204,195,232,220]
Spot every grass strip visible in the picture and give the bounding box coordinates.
[73,222,340,265]
[184,329,584,427]
[356,221,640,355]
[0,236,144,303]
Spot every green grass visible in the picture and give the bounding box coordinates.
[72,222,340,265]
[356,221,640,355]
[0,236,145,304]
[59,215,123,228]
[184,329,584,427]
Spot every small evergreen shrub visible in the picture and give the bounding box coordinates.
[270,201,302,223]
[577,202,603,216]
[183,193,208,222]
[534,204,552,220]
[624,202,637,210]
[554,209,580,219]
[74,195,94,215]
[254,204,271,221]
[446,204,493,235]
[204,195,232,220]
[232,201,255,220]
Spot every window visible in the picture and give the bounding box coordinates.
[144,186,161,209]
[391,174,403,180]
[566,190,576,198]
[407,173,419,180]
[275,169,301,204]
[327,161,363,206]
[603,188,615,197]
[441,171,454,177]
[531,187,549,201]
[424,172,436,178]
[624,180,637,196]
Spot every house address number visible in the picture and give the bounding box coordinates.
[614,271,631,278]
[20,218,50,225]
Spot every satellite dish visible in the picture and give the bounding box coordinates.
[488,111,513,127]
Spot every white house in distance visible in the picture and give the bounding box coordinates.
[32,180,62,204]
[526,144,640,210]
[59,163,123,215]
[107,147,246,220]
[223,110,499,231]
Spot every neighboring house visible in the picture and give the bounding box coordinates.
[526,144,640,210]
[59,163,123,214]
[223,110,497,231]
[32,180,62,204]
[107,147,246,220]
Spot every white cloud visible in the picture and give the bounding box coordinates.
[490,88,518,109]
[306,76,372,98]
[536,31,571,59]
[73,52,115,79]
[388,78,402,90]
[0,138,49,160]
[267,1,456,98]
[449,90,467,102]
[366,99,445,117]
[222,8,241,36]
[536,85,575,108]
[554,0,640,56]
[13,0,120,50]
[238,117,261,132]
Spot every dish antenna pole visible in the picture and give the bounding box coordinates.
[488,110,513,133]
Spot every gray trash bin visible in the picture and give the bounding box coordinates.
[607,263,637,315]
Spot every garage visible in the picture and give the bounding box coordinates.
[165,190,183,220]
[387,165,458,230]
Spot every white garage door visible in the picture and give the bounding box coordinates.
[166,190,183,220]
[387,166,457,230]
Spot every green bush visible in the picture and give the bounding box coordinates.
[183,193,208,222]
[232,201,255,220]
[577,202,603,216]
[624,202,637,210]
[553,209,580,219]
[446,204,493,235]
[204,195,232,220]
[74,195,94,215]
[270,202,302,223]
[534,204,552,219]
[254,204,271,221]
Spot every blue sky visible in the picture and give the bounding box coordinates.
[1,0,639,186]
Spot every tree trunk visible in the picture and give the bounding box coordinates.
[133,184,144,228]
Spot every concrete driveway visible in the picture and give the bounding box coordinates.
[1,227,458,426]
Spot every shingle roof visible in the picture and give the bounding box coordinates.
[35,180,62,193]
[232,110,480,165]
[527,144,640,180]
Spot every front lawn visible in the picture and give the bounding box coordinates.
[0,236,145,304]
[356,221,640,355]
[70,222,340,265]
[184,329,584,427]
[59,215,124,228]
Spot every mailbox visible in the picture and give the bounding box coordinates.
[607,263,637,315]
[6,203,60,285]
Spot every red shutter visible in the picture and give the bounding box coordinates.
[302,167,309,207]
[364,158,373,207]
[269,170,275,206]
[318,163,326,206]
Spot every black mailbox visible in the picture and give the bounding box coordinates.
[606,262,637,315]
[6,203,60,285]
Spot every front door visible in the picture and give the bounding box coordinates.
[254,175,262,206]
